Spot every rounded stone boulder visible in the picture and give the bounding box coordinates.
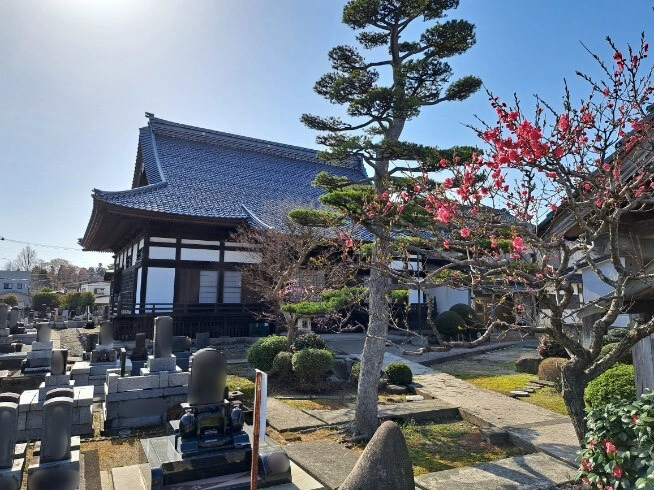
[339,421,414,490]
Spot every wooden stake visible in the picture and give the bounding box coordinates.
[250,369,263,490]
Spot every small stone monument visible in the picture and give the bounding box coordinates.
[195,332,210,350]
[147,316,177,372]
[38,350,74,400]
[0,399,24,490]
[22,325,53,374]
[0,304,7,329]
[27,397,79,490]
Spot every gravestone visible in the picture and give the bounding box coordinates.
[99,321,113,348]
[50,350,68,376]
[172,336,191,372]
[91,322,116,363]
[154,316,173,358]
[38,350,74,400]
[27,396,79,490]
[86,334,98,353]
[130,333,148,376]
[119,349,127,377]
[7,309,21,335]
[186,348,228,406]
[22,326,53,374]
[0,305,12,354]
[195,332,210,350]
[147,316,176,372]
[0,305,8,329]
[0,400,22,490]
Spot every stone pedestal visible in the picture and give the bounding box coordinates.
[146,355,177,373]
[0,444,26,490]
[22,341,53,374]
[38,374,75,401]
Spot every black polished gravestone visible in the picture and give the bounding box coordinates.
[0,400,23,490]
[130,333,148,376]
[142,348,292,490]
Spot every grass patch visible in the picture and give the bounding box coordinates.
[401,419,529,476]
[282,398,350,411]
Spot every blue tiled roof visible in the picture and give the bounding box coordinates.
[93,116,368,229]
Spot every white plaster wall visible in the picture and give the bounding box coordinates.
[180,248,220,262]
[135,268,142,306]
[426,286,469,314]
[149,246,176,260]
[145,267,175,305]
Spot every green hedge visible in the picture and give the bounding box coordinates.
[246,335,288,372]
[434,311,466,338]
[291,332,326,352]
[226,375,255,402]
[270,351,294,378]
[292,348,333,384]
[350,361,361,383]
[585,364,636,409]
[449,303,480,326]
[385,362,413,385]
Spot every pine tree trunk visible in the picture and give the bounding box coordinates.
[352,236,390,438]
[560,363,588,445]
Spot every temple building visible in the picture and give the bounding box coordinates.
[80,114,367,339]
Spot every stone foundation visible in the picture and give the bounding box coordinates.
[16,387,94,442]
[70,358,132,400]
[102,368,189,431]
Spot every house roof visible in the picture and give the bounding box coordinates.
[82,115,368,250]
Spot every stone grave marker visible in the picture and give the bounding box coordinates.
[0,399,23,490]
[0,305,8,329]
[147,316,176,372]
[195,332,210,350]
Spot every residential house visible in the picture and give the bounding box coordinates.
[0,270,31,307]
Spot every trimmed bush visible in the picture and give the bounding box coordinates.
[598,342,633,365]
[537,357,567,387]
[226,375,255,402]
[433,311,467,339]
[291,332,326,352]
[350,361,361,383]
[292,348,333,384]
[578,390,654,488]
[0,294,18,306]
[449,303,480,326]
[585,363,636,409]
[270,351,294,379]
[384,362,413,385]
[537,334,569,359]
[246,335,288,372]
[602,327,629,345]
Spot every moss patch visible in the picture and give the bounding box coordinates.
[402,420,528,476]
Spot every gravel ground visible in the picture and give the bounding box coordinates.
[52,327,99,357]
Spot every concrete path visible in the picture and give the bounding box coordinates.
[284,439,359,490]
[415,453,575,489]
[266,397,325,432]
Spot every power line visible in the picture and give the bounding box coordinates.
[0,237,89,253]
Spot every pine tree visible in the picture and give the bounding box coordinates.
[302,0,482,438]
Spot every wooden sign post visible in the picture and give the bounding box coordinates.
[250,369,268,490]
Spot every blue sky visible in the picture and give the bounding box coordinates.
[0,0,651,268]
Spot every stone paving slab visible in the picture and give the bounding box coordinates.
[306,399,458,426]
[506,420,580,466]
[415,453,575,489]
[284,439,359,490]
[266,398,325,432]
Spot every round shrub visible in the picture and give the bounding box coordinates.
[537,357,567,386]
[449,303,480,326]
[292,348,334,384]
[537,334,569,359]
[578,389,654,488]
[226,375,255,402]
[270,351,294,379]
[598,342,633,365]
[584,363,636,409]
[291,332,326,352]
[603,327,629,345]
[433,311,467,339]
[350,361,361,383]
[246,335,288,372]
[384,362,413,385]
